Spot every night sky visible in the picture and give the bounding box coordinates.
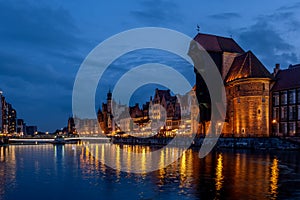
[1,0,300,131]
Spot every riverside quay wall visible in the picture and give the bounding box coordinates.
[111,137,300,150]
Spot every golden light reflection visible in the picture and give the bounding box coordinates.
[126,146,132,173]
[0,146,5,162]
[95,145,99,170]
[179,149,194,189]
[115,145,121,178]
[101,144,106,171]
[158,149,166,180]
[159,148,165,171]
[270,158,279,199]
[215,154,224,192]
[179,151,187,188]
[141,148,147,174]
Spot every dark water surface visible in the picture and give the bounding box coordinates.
[0,144,299,200]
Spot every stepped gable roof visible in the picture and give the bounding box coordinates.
[155,89,172,101]
[225,51,273,83]
[193,33,244,53]
[272,64,300,91]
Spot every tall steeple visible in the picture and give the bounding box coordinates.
[107,89,112,113]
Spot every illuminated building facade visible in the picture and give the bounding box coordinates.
[97,90,115,134]
[189,33,273,137]
[149,89,181,132]
[98,88,195,135]
[271,64,300,136]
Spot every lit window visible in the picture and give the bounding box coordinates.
[289,122,296,136]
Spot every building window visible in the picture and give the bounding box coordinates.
[289,106,296,120]
[263,83,265,91]
[298,89,300,104]
[273,92,279,106]
[281,91,287,105]
[273,107,279,120]
[281,106,287,121]
[258,109,261,115]
[237,85,240,91]
[241,128,245,134]
[297,122,300,135]
[280,123,287,135]
[289,122,296,136]
[298,105,300,120]
[289,90,296,104]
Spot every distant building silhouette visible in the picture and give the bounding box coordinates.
[67,117,76,134]
[26,125,37,136]
[17,119,26,135]
[0,91,18,134]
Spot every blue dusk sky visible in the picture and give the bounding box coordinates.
[0,0,300,131]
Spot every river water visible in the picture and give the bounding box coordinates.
[0,143,299,200]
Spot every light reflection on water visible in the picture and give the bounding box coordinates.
[215,154,223,194]
[0,144,299,200]
[270,158,279,200]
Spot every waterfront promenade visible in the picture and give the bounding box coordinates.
[111,136,300,150]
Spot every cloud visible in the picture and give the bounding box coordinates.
[236,9,300,69]
[130,0,182,26]
[209,12,241,20]
[0,1,90,131]
[0,1,83,50]
[276,2,300,11]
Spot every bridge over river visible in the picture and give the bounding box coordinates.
[8,136,110,144]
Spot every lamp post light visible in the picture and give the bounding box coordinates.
[272,119,278,137]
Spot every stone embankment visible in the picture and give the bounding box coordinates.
[111,136,300,150]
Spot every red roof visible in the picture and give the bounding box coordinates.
[225,51,273,83]
[272,64,300,91]
[193,33,244,53]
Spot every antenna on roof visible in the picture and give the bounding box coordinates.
[196,24,200,33]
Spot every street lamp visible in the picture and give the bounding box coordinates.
[272,119,278,136]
